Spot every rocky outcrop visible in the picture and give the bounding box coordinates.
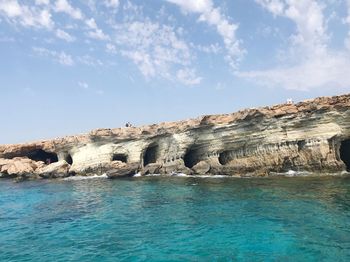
[1,94,350,180]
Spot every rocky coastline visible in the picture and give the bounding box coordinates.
[1,94,350,181]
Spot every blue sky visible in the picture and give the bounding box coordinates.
[1,0,350,144]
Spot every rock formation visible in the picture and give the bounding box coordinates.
[1,94,350,180]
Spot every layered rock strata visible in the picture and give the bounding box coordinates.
[1,94,350,180]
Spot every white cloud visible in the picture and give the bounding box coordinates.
[237,52,350,90]
[33,47,74,66]
[194,43,222,54]
[121,50,155,77]
[38,9,54,29]
[237,0,350,91]
[0,0,22,17]
[85,18,110,41]
[78,81,89,89]
[106,43,117,54]
[113,19,200,84]
[255,0,285,16]
[58,51,74,65]
[86,18,97,29]
[166,0,244,69]
[55,28,75,42]
[345,0,350,50]
[0,1,54,29]
[87,28,110,41]
[104,0,119,9]
[35,0,50,5]
[176,68,202,85]
[256,0,327,53]
[54,0,83,20]
[77,55,103,67]
[166,0,213,13]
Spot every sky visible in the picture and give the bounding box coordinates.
[1,0,350,144]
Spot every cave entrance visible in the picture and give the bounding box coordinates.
[27,149,58,164]
[65,154,73,165]
[112,154,128,163]
[143,144,158,166]
[219,151,230,165]
[340,139,350,171]
[184,148,199,168]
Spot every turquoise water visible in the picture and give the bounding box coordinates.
[1,176,350,261]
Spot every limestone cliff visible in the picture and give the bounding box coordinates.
[1,94,350,180]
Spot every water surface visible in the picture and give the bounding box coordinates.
[1,176,350,261]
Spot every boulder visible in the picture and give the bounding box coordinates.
[106,163,139,178]
[36,161,71,178]
[141,163,162,175]
[0,157,38,177]
[192,161,210,175]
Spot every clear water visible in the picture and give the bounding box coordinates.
[1,176,350,261]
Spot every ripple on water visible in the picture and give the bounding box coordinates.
[0,175,350,261]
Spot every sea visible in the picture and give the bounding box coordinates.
[1,174,350,261]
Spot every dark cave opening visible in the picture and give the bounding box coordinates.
[143,144,158,166]
[112,153,128,163]
[340,139,350,171]
[218,151,231,165]
[65,154,73,165]
[297,140,306,152]
[183,148,200,168]
[27,149,58,164]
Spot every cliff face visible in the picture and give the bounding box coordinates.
[1,94,350,180]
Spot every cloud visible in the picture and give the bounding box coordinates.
[54,0,83,20]
[78,81,89,89]
[77,55,103,67]
[166,0,244,69]
[255,0,285,16]
[236,52,350,90]
[35,0,50,5]
[345,0,350,50]
[86,17,97,29]
[33,47,74,66]
[87,29,110,41]
[237,0,350,91]
[176,68,202,85]
[106,43,117,54]
[0,0,22,17]
[55,28,75,42]
[256,0,326,53]
[85,18,110,41]
[166,0,213,13]
[104,0,119,9]
[194,43,222,54]
[113,19,200,84]
[0,0,54,29]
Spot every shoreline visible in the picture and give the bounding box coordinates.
[1,93,350,181]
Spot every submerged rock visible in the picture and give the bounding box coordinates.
[1,93,350,180]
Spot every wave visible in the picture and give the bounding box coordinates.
[133,173,229,178]
[270,170,350,177]
[63,174,108,181]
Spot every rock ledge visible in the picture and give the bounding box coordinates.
[1,94,350,180]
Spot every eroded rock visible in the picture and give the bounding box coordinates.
[36,161,71,178]
[0,93,350,179]
[106,163,139,178]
